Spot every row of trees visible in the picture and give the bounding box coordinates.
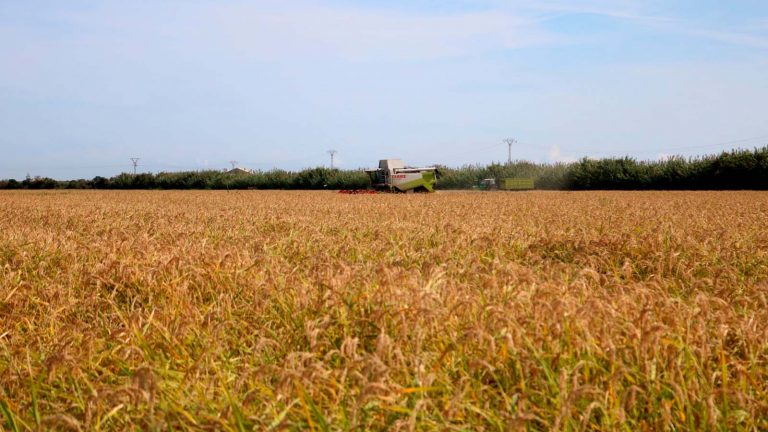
[2,147,767,190]
[0,168,371,191]
[564,149,768,190]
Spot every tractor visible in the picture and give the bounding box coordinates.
[476,178,498,191]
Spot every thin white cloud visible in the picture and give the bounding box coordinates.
[515,0,672,24]
[523,0,768,50]
[200,3,566,61]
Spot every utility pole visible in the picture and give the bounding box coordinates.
[503,138,516,164]
[130,158,140,175]
[229,160,238,170]
[327,150,338,169]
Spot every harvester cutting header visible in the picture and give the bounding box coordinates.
[365,159,440,192]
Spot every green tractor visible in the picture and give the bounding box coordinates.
[474,177,535,191]
[474,178,498,191]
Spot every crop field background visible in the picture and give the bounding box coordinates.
[1,190,767,430]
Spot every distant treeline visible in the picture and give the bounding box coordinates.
[3,147,767,190]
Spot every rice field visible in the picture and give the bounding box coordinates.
[1,190,767,430]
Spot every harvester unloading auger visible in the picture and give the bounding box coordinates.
[364,159,440,193]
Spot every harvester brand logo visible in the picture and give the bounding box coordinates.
[392,174,408,179]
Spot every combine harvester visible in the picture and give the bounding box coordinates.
[339,159,440,194]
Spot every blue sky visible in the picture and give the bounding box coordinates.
[1,0,767,179]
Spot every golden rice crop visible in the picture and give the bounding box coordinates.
[1,190,767,430]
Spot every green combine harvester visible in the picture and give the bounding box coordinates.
[364,159,440,192]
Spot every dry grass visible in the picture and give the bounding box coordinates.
[1,190,767,431]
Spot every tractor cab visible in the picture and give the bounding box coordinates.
[477,178,497,191]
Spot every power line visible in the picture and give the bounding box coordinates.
[129,158,140,175]
[503,138,516,164]
[7,133,767,177]
[436,142,505,161]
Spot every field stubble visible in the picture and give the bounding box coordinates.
[1,190,767,430]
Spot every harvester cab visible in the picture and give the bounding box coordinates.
[365,159,440,192]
